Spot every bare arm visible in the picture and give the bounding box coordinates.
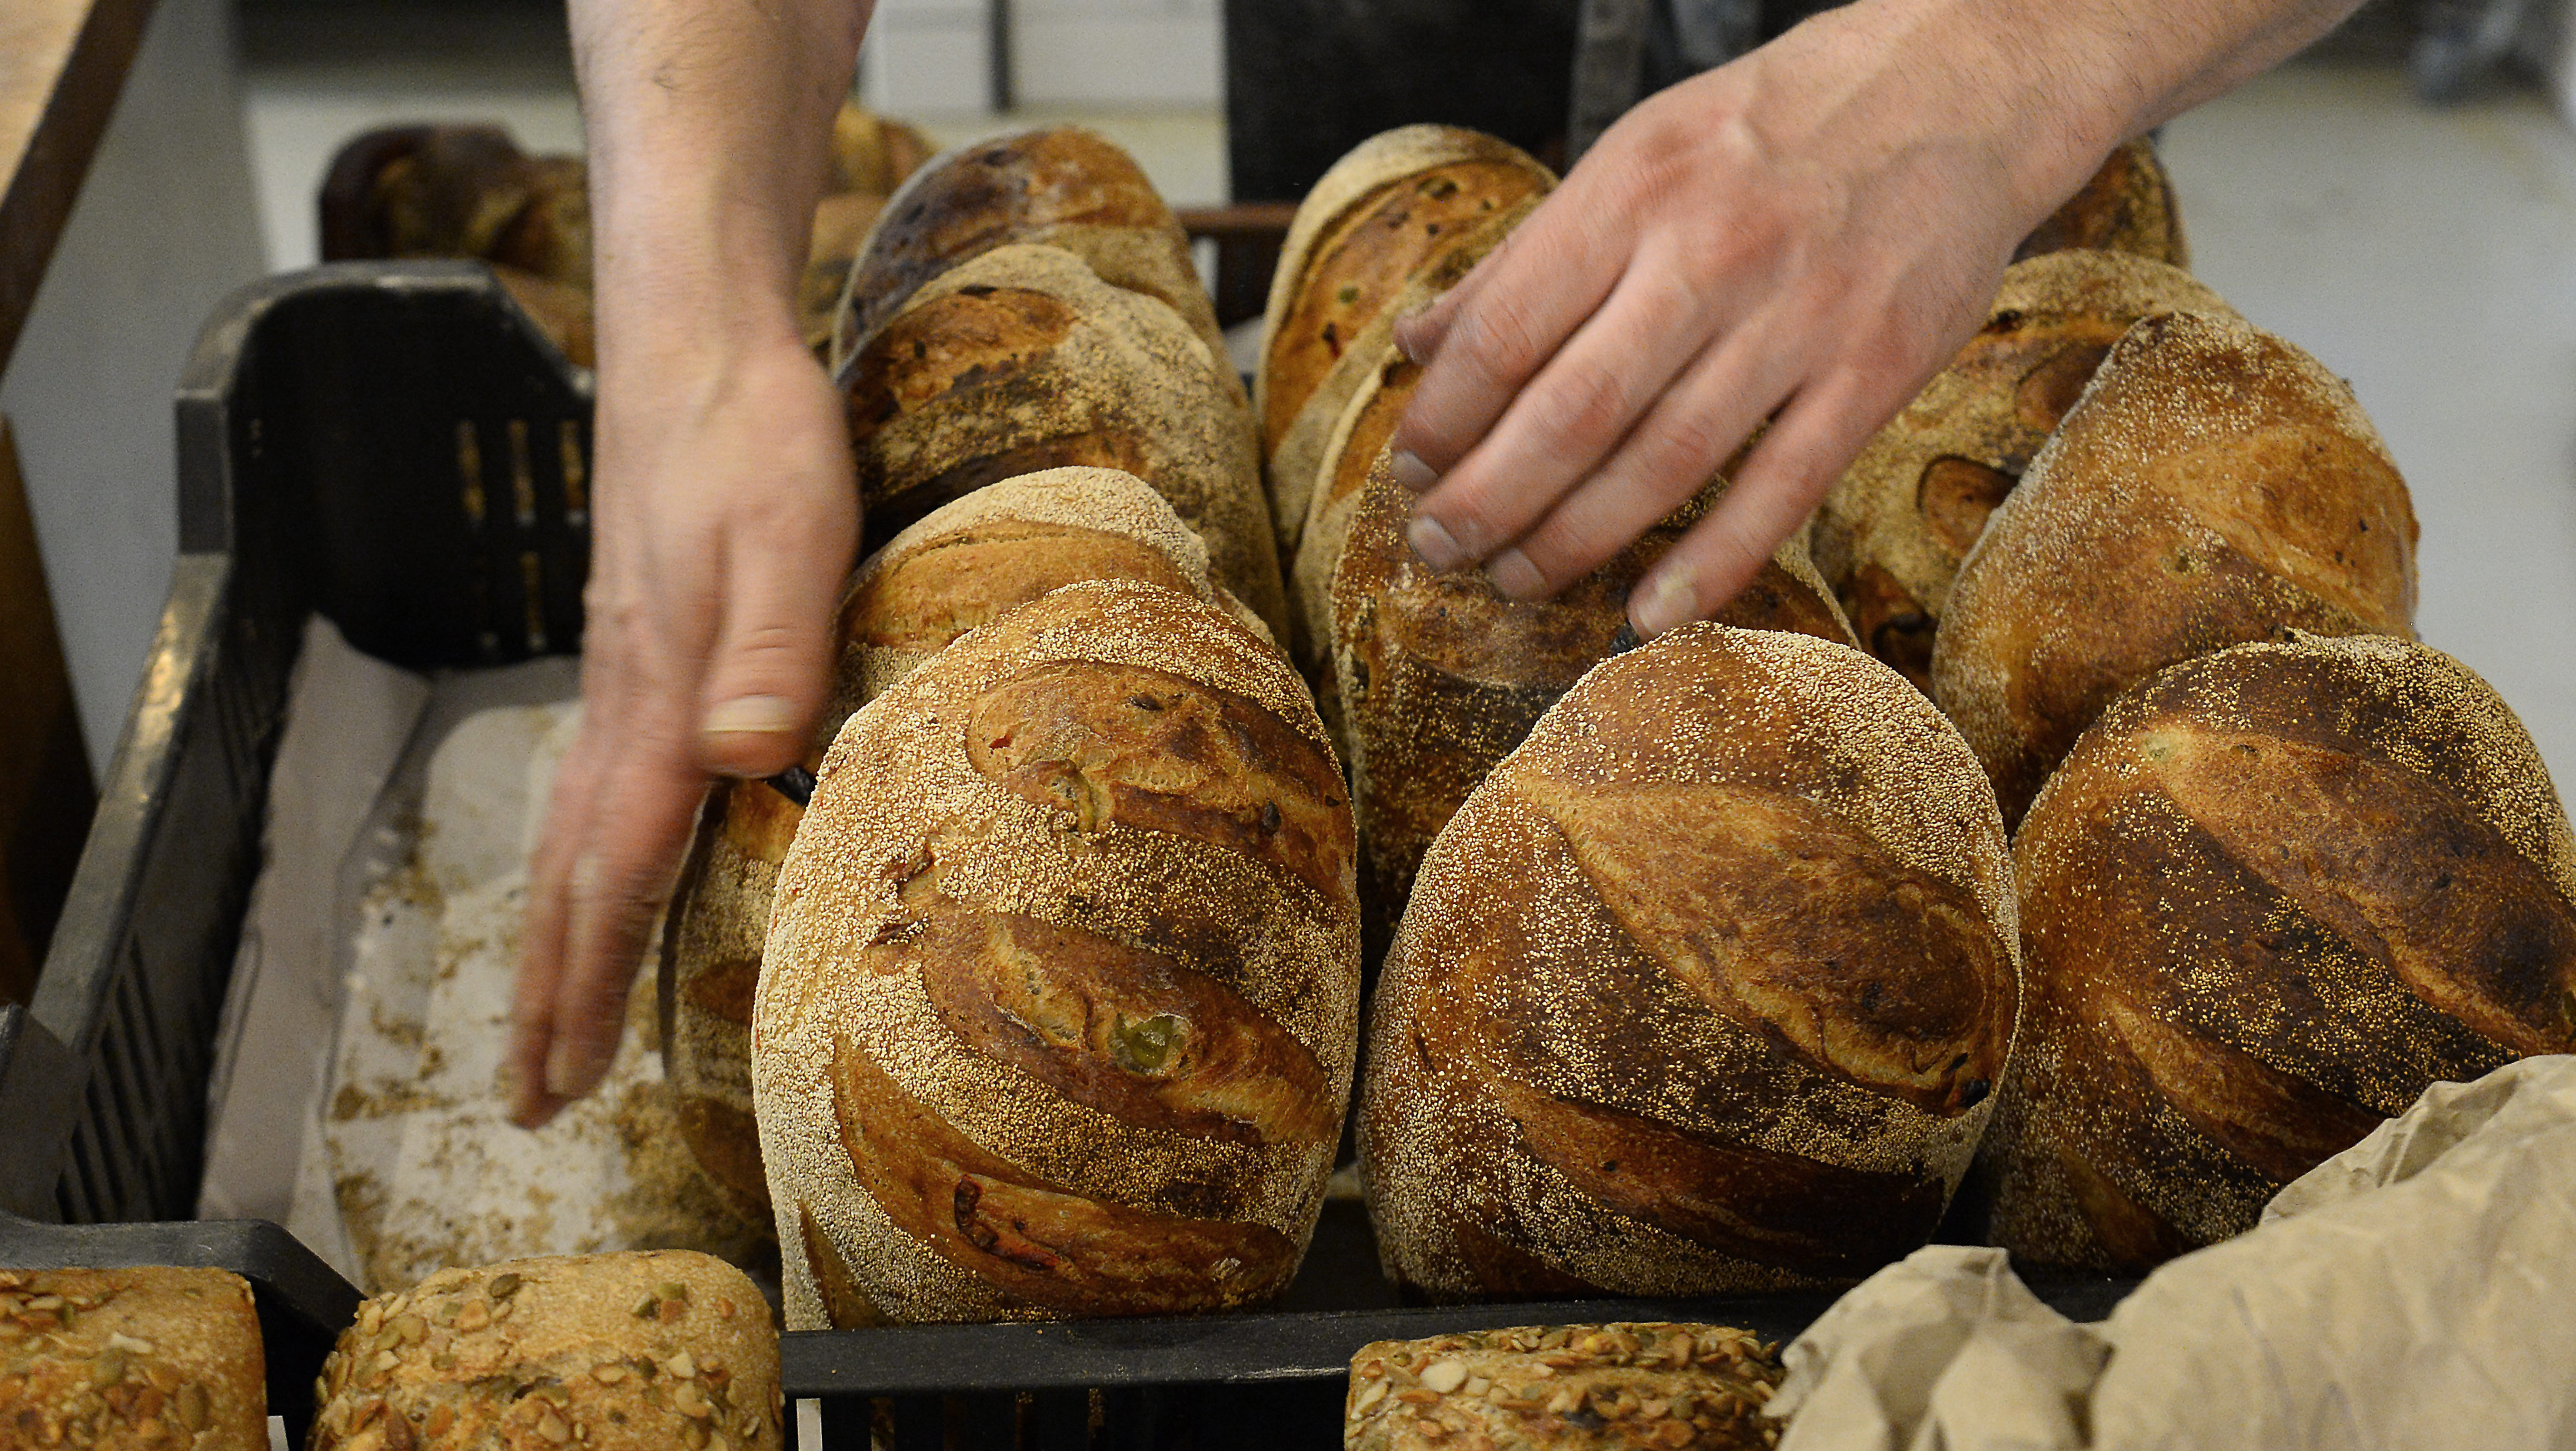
[511,0,872,1127]
[1389,0,2365,636]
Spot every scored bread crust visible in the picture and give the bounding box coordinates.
[830,125,1232,386]
[2015,137,2190,269]
[839,243,1288,638]
[1361,625,2018,1299]
[1331,454,1856,957]
[1256,126,1554,458]
[1810,251,2230,690]
[755,579,1360,1326]
[1932,309,2420,826]
[659,468,1260,1227]
[1985,632,2576,1271]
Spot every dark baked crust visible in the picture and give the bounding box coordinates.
[2015,137,2189,268]
[0,1268,265,1450]
[1986,633,2576,1271]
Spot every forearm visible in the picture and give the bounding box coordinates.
[571,0,872,364]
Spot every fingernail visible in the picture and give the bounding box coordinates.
[1389,449,1438,494]
[704,695,796,739]
[1630,568,1699,638]
[1393,310,1431,364]
[1408,513,1467,572]
[543,1036,592,1101]
[1486,548,1545,600]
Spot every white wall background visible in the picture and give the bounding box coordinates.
[863,0,1221,116]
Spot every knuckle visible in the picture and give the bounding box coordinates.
[1528,364,1635,455]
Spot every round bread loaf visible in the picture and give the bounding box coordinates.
[828,104,934,197]
[372,127,590,286]
[659,468,1258,1225]
[0,1268,266,1450]
[2015,136,2188,268]
[1361,625,2019,1298]
[1984,632,2576,1271]
[1256,125,1555,462]
[1331,455,1855,957]
[1810,251,2229,690]
[829,125,1229,380]
[1932,310,2419,826]
[838,243,1287,638]
[754,578,1360,1325]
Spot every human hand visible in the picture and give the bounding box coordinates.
[1387,0,2123,635]
[509,324,855,1128]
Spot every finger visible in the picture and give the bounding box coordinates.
[1402,247,1729,573]
[1390,218,1519,368]
[511,710,617,1128]
[697,504,856,778]
[1629,367,1893,636]
[1477,314,1803,600]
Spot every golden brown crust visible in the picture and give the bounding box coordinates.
[1810,251,2229,691]
[1932,310,2419,825]
[1986,633,2576,1271]
[1362,625,2016,1298]
[1331,455,1855,956]
[0,1268,265,1451]
[838,245,1286,636]
[2015,137,2189,269]
[755,579,1360,1325]
[308,1252,779,1451]
[828,105,934,197]
[1347,1323,1785,1451]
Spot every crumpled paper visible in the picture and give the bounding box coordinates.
[1771,1055,2576,1450]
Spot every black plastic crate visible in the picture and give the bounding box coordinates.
[0,263,2125,1448]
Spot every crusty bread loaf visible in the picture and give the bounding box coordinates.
[370,127,590,288]
[839,243,1288,638]
[660,468,1260,1225]
[308,1252,779,1451]
[1257,126,1555,462]
[829,126,1230,379]
[1361,625,2018,1298]
[828,104,935,198]
[1932,310,2419,826]
[1331,456,1855,955]
[491,263,596,368]
[2015,137,2188,269]
[755,578,1360,1325]
[1347,1323,1785,1451]
[798,192,891,352]
[1810,251,2228,690]
[0,1267,265,1449]
[1984,632,2576,1271]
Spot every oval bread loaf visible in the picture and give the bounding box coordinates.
[830,126,1230,379]
[1332,456,1855,956]
[1361,625,2019,1298]
[660,468,1259,1224]
[1810,251,2229,689]
[1932,309,2419,825]
[1257,125,1554,463]
[2014,137,2188,268]
[839,243,1288,638]
[755,578,1360,1325]
[0,1268,265,1450]
[1985,633,2576,1271]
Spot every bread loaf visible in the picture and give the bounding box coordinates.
[754,578,1359,1325]
[2015,137,2188,268]
[1361,625,2018,1298]
[1984,632,2576,1271]
[829,126,1230,379]
[0,1267,265,1449]
[1932,310,2419,825]
[1331,457,1854,954]
[1809,251,2227,690]
[660,467,1259,1224]
[828,105,935,197]
[839,243,1288,637]
[308,1252,779,1451]
[1347,1323,1785,1451]
[1257,126,1555,464]
[370,128,591,288]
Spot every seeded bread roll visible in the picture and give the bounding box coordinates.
[1258,126,1556,463]
[839,243,1289,638]
[2015,137,2189,269]
[1933,310,2419,826]
[1346,1323,1785,1451]
[1362,625,2018,1297]
[829,126,1229,379]
[1809,252,2229,690]
[0,1268,264,1450]
[1331,458,1855,955]
[755,579,1360,1325]
[660,468,1261,1224]
[309,1252,778,1451]
[1984,633,2576,1271]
